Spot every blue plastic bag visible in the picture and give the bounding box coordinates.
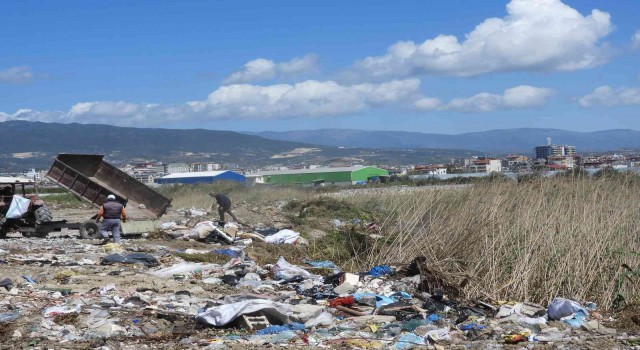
[367,265,394,277]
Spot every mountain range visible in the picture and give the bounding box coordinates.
[248,128,640,153]
[2,121,639,173]
[0,121,476,172]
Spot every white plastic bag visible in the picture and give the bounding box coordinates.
[304,311,334,328]
[6,195,30,219]
[151,262,219,278]
[264,229,300,244]
[272,257,320,280]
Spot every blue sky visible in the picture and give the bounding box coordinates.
[0,0,638,134]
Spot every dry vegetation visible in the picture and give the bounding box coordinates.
[349,173,640,308]
[157,181,325,209]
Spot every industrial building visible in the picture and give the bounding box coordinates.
[249,166,389,186]
[155,170,245,185]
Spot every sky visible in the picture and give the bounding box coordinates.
[0,0,639,134]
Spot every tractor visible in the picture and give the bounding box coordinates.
[0,177,53,238]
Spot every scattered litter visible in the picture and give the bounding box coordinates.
[0,202,627,348]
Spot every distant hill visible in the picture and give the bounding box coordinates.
[248,128,640,154]
[0,121,478,172]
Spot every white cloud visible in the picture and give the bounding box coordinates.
[414,97,443,110]
[633,30,640,50]
[346,0,612,80]
[222,54,319,84]
[415,85,554,112]
[1,79,421,125]
[195,79,421,118]
[578,86,640,107]
[0,109,65,122]
[0,66,34,84]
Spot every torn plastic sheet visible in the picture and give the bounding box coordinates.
[151,262,220,278]
[44,304,81,317]
[273,257,322,281]
[196,299,291,327]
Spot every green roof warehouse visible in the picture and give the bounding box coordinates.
[247,166,389,186]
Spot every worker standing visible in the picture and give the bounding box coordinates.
[96,194,127,245]
[208,192,238,223]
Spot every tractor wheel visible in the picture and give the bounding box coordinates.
[79,220,101,239]
[0,214,6,239]
[34,205,53,224]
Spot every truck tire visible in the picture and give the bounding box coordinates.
[79,220,101,239]
[0,214,6,238]
[34,205,53,224]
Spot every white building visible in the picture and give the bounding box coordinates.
[24,169,40,181]
[463,158,502,173]
[165,162,190,174]
[190,162,222,172]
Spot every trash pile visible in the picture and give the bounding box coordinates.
[0,224,636,348]
[161,219,308,245]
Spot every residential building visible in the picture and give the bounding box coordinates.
[414,165,447,175]
[463,158,502,173]
[534,138,576,160]
[547,156,575,169]
[502,155,531,173]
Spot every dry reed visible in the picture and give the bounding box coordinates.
[349,175,640,307]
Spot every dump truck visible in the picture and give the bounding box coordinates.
[0,154,171,238]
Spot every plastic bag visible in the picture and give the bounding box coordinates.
[367,264,394,277]
[6,195,30,219]
[273,257,320,280]
[0,311,20,323]
[394,333,426,349]
[304,311,334,328]
[547,297,588,320]
[264,229,300,244]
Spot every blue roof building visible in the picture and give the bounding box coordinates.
[155,170,245,185]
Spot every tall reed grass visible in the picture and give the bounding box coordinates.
[350,174,640,307]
